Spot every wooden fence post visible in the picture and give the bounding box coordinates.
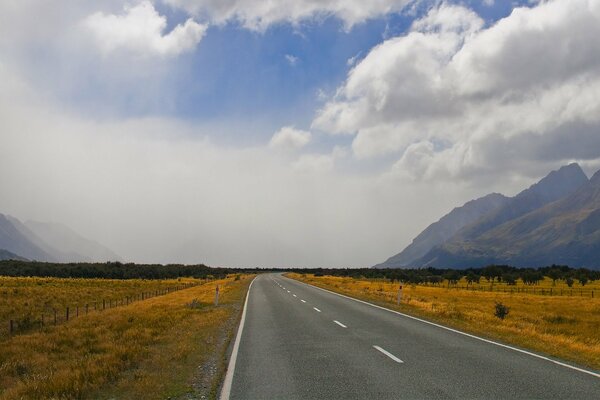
[9,320,14,335]
[66,307,69,321]
[54,310,57,325]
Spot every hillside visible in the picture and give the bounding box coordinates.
[417,168,600,268]
[25,220,120,262]
[0,249,27,261]
[0,213,119,263]
[374,193,509,268]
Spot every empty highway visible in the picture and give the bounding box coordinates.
[222,274,599,399]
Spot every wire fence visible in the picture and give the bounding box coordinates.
[421,284,596,298]
[2,283,198,339]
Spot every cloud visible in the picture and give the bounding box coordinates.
[313,0,600,180]
[84,1,207,57]
[285,54,299,66]
[269,126,312,150]
[163,0,413,30]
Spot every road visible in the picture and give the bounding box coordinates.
[222,273,599,399]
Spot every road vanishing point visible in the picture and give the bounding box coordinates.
[221,274,599,399]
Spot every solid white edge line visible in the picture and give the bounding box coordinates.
[373,345,404,363]
[220,276,258,400]
[289,277,600,379]
[334,320,347,328]
[313,307,321,312]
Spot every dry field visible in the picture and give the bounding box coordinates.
[0,277,205,337]
[0,274,253,399]
[288,273,600,371]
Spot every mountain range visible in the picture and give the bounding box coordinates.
[376,163,600,269]
[0,213,120,263]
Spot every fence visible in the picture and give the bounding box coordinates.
[3,283,198,339]
[423,284,596,298]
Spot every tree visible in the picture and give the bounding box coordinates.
[547,267,562,286]
[466,273,480,286]
[566,277,574,288]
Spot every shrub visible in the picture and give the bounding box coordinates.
[494,302,510,320]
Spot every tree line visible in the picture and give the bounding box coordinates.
[289,265,600,286]
[1,260,599,285]
[0,260,236,280]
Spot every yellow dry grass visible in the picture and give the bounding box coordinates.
[288,273,600,371]
[0,274,253,399]
[0,276,205,337]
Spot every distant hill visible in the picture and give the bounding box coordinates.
[0,249,27,261]
[419,169,600,268]
[0,214,55,261]
[25,220,120,263]
[377,163,600,270]
[373,193,509,268]
[450,163,589,242]
[0,213,119,263]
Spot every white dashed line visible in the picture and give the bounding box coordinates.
[293,294,297,297]
[333,320,347,328]
[313,307,321,312]
[301,300,306,303]
[373,346,404,364]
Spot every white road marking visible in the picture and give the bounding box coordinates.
[293,294,297,297]
[373,345,404,363]
[334,320,347,328]
[313,307,321,312]
[292,278,600,379]
[220,277,257,400]
[301,300,306,303]
[287,290,290,293]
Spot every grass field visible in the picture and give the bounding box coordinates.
[0,274,253,399]
[0,276,205,337]
[288,273,600,371]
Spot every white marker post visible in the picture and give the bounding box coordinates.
[215,285,220,306]
[397,285,403,305]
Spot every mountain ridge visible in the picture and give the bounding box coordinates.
[377,163,600,269]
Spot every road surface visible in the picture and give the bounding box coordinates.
[223,273,599,399]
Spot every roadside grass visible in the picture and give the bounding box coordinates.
[0,275,253,399]
[288,273,600,371]
[0,276,204,337]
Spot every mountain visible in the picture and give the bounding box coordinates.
[0,214,55,261]
[0,249,28,261]
[373,193,509,268]
[377,163,598,269]
[25,221,120,263]
[0,213,119,263]
[450,163,589,242]
[418,169,600,268]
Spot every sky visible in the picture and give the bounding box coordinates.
[2,0,600,268]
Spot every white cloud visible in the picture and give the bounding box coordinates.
[84,1,207,57]
[269,126,312,150]
[285,54,299,66]
[314,0,600,180]
[163,0,412,30]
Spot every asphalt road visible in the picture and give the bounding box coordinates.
[223,273,599,399]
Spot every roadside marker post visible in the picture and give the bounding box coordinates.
[215,285,220,306]
[397,285,403,305]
